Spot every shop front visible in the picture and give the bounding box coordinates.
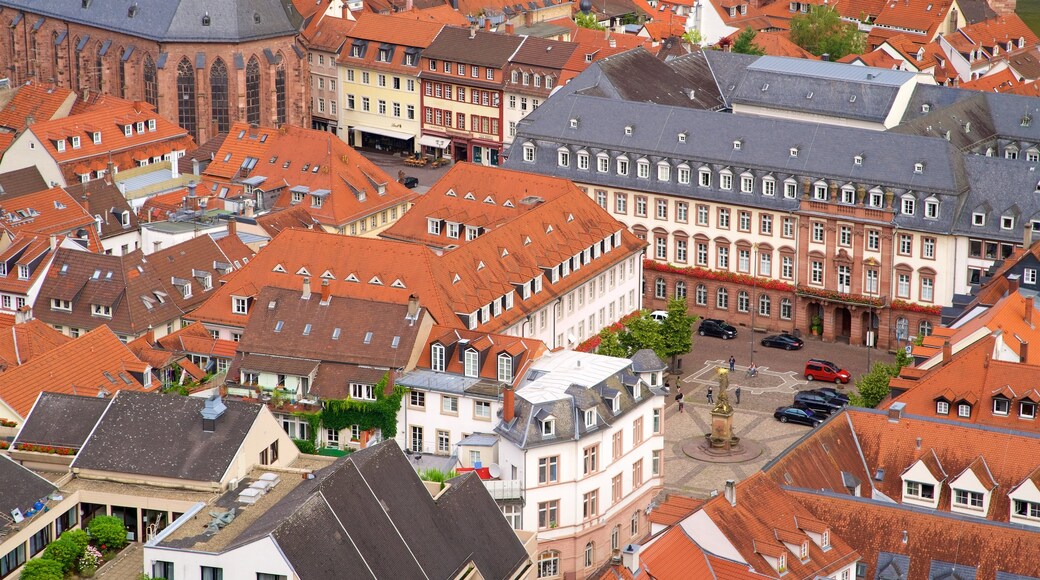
[419,134,451,159]
[351,125,415,153]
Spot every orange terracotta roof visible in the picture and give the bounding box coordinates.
[0,82,75,131]
[961,455,998,490]
[191,167,644,334]
[955,13,1039,54]
[868,25,928,51]
[873,0,952,37]
[854,49,904,68]
[913,291,1040,365]
[255,205,319,236]
[0,233,64,295]
[0,326,154,419]
[0,316,70,371]
[204,122,418,229]
[962,67,1022,91]
[391,5,470,26]
[301,12,357,53]
[642,19,687,42]
[0,188,102,252]
[26,96,192,172]
[699,473,858,578]
[648,494,704,526]
[349,11,446,47]
[720,30,814,58]
[414,325,547,386]
[157,321,239,359]
[569,27,652,51]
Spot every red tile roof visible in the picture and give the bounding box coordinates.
[0,326,155,419]
[962,67,1022,91]
[337,12,446,74]
[955,13,1039,55]
[255,206,320,237]
[647,493,704,526]
[414,325,547,387]
[0,82,75,131]
[157,321,239,360]
[204,122,418,229]
[720,31,814,58]
[0,315,70,371]
[390,5,470,26]
[0,233,66,296]
[191,166,644,334]
[301,12,357,53]
[0,187,103,252]
[873,0,953,37]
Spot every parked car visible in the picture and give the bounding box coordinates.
[803,359,852,384]
[812,386,851,405]
[793,391,844,416]
[649,310,669,323]
[774,405,822,427]
[761,333,804,350]
[400,175,419,189]
[698,319,737,339]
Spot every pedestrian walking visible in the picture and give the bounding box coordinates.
[728,356,736,372]
[735,386,742,405]
[674,386,684,413]
[707,386,714,404]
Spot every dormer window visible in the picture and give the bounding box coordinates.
[958,403,972,417]
[936,400,950,414]
[1002,216,1015,230]
[124,124,133,137]
[92,131,101,145]
[972,212,986,226]
[733,139,742,150]
[1021,401,1037,419]
[71,136,81,149]
[821,529,829,549]
[905,480,935,499]
[854,155,862,165]
[624,125,633,136]
[427,218,442,235]
[611,395,620,413]
[91,304,112,318]
[585,409,596,428]
[678,132,686,143]
[497,353,512,382]
[777,553,787,574]
[993,397,1010,415]
[17,265,29,280]
[431,343,445,371]
[953,489,984,509]
[541,417,555,436]
[464,348,478,378]
[56,139,66,152]
[789,147,799,157]
[232,296,249,315]
[51,299,72,311]
[799,542,808,561]
[914,162,924,173]
[148,119,156,131]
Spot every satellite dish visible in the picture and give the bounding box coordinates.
[488,463,502,479]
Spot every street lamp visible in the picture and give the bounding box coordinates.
[865,258,877,371]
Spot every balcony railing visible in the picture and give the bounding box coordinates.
[484,479,524,501]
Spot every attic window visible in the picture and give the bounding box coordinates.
[1023,115,1033,127]
[584,409,596,428]
[678,132,686,143]
[332,327,341,340]
[303,324,312,336]
[624,126,633,136]
[733,140,742,151]
[274,321,283,332]
[541,418,555,436]
[914,162,924,173]
[202,12,211,26]
[806,91,813,99]
[854,155,863,166]
[127,3,137,17]
[922,103,931,113]
[570,118,578,128]
[253,12,261,24]
[789,147,799,158]
[849,95,857,103]
[391,336,400,349]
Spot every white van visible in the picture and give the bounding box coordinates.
[649,310,668,323]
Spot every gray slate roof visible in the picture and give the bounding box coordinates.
[0,454,56,531]
[14,392,109,449]
[71,390,262,483]
[421,27,525,68]
[630,348,666,372]
[558,48,724,110]
[0,0,302,43]
[955,155,1040,243]
[223,441,529,580]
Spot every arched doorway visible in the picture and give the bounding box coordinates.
[807,302,824,336]
[835,307,852,343]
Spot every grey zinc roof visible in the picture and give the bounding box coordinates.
[507,92,968,216]
[71,391,262,483]
[0,454,56,531]
[701,50,761,105]
[0,0,301,43]
[748,55,917,87]
[874,552,911,579]
[225,441,529,580]
[928,560,976,580]
[13,392,110,449]
[630,348,666,372]
[730,68,905,124]
[954,156,1040,243]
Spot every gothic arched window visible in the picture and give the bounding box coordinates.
[246,57,261,125]
[210,58,230,134]
[176,58,196,140]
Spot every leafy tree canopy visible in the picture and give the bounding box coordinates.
[576,12,606,30]
[789,5,865,59]
[732,27,765,55]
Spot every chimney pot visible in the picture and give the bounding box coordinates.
[503,384,516,423]
[724,479,736,506]
[1027,299,1035,327]
[621,544,641,573]
[941,340,951,365]
[227,216,237,238]
[505,22,514,34]
[1025,224,1033,247]
[407,294,419,319]
[302,277,312,300]
[1009,273,1021,295]
[320,279,331,304]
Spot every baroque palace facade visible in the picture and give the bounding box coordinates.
[0,0,310,143]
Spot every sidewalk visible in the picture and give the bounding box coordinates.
[359,149,455,191]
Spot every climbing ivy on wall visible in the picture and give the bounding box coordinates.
[292,374,406,447]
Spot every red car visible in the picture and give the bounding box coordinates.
[803,359,852,384]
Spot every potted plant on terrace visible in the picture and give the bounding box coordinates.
[810,315,823,336]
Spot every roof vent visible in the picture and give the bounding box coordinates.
[201,395,227,432]
[202,12,211,26]
[127,3,138,17]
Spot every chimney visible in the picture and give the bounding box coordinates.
[1028,300,1036,327]
[1019,336,1029,362]
[106,160,115,183]
[244,201,255,218]
[524,9,534,27]
[133,100,145,114]
[49,234,57,251]
[14,305,32,324]
[621,544,641,573]
[1025,224,1033,247]
[320,279,331,305]
[301,277,312,300]
[201,395,227,432]
[724,480,736,506]
[171,152,180,179]
[407,294,420,319]
[192,157,200,176]
[505,22,514,34]
[503,384,515,423]
[187,181,197,198]
[821,53,830,61]
[485,18,492,31]
[227,216,237,238]
[941,340,951,365]
[469,25,477,39]
[1009,273,1021,294]
[888,401,905,422]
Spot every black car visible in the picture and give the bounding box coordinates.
[698,319,737,339]
[400,175,419,189]
[793,391,844,416]
[812,387,851,405]
[774,405,822,427]
[761,333,804,350]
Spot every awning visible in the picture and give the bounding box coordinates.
[354,125,413,141]
[418,134,450,149]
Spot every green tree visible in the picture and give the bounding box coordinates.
[682,29,703,45]
[789,5,865,60]
[18,559,63,580]
[88,515,129,551]
[849,362,898,408]
[731,27,765,55]
[596,329,627,358]
[660,298,696,367]
[621,314,667,359]
[576,12,606,30]
[42,534,84,573]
